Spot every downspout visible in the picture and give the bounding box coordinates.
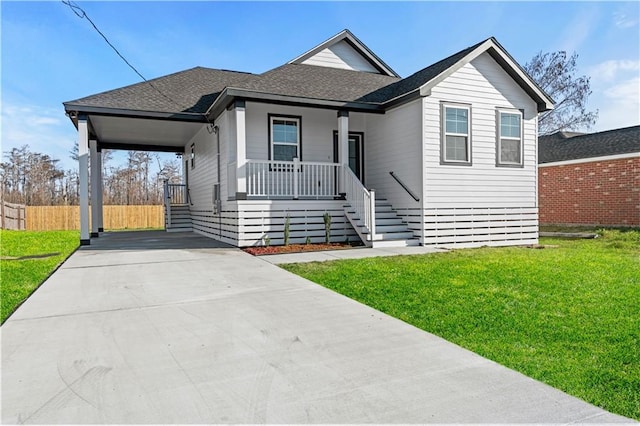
[214,125,222,238]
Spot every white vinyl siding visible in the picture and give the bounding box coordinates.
[301,40,380,73]
[497,109,523,166]
[423,51,538,208]
[245,102,365,163]
[366,99,423,238]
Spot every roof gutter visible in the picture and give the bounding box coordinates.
[62,104,208,128]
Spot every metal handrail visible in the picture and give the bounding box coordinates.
[389,171,420,202]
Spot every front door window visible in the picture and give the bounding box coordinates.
[334,132,364,183]
[348,135,363,181]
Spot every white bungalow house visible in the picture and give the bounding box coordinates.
[64,30,553,248]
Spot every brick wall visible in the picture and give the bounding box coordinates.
[539,156,639,226]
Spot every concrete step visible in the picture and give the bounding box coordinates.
[371,238,421,248]
[375,211,401,219]
[374,231,416,241]
[375,224,410,233]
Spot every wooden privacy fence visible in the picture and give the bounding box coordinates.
[1,201,26,230]
[25,205,165,231]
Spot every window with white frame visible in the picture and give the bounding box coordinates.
[442,104,471,164]
[497,110,523,166]
[270,116,301,161]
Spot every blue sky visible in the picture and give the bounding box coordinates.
[2,1,639,171]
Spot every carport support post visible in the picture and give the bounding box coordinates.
[97,149,104,232]
[338,110,349,194]
[78,117,90,245]
[90,139,100,237]
[235,100,247,198]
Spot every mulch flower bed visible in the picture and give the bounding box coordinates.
[243,242,358,256]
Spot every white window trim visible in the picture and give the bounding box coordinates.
[496,109,524,167]
[441,103,472,165]
[269,115,301,162]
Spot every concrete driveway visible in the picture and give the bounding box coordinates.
[1,231,632,423]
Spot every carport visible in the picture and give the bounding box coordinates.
[63,108,206,244]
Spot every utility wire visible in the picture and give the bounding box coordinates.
[61,0,212,129]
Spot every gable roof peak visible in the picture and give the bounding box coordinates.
[288,29,400,78]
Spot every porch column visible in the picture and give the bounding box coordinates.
[89,139,99,237]
[338,110,349,193]
[96,148,104,232]
[78,116,90,245]
[235,100,247,199]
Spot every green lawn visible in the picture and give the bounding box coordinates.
[1,230,79,323]
[283,230,640,420]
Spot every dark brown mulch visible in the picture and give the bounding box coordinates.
[243,243,357,256]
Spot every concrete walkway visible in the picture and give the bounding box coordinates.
[2,231,633,423]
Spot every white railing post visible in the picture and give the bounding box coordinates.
[293,157,299,199]
[369,189,376,241]
[163,180,171,229]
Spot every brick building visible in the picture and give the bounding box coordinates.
[538,125,639,227]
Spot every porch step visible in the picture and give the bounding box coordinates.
[166,204,193,232]
[344,197,419,248]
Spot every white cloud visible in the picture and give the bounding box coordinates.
[558,6,600,53]
[588,60,640,82]
[613,11,639,29]
[1,103,78,170]
[590,76,640,132]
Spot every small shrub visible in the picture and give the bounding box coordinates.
[306,236,312,245]
[263,235,270,247]
[284,215,291,246]
[323,212,332,243]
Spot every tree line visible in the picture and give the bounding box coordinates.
[1,145,182,206]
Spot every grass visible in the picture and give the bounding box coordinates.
[283,230,640,420]
[1,230,79,323]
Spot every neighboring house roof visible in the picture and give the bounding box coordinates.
[63,30,554,123]
[538,125,640,164]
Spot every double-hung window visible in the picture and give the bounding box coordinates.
[442,104,471,164]
[497,109,523,166]
[270,116,301,162]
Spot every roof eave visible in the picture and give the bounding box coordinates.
[207,87,385,120]
[288,29,400,78]
[62,103,209,123]
[412,39,554,113]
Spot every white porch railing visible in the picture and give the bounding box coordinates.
[343,166,376,240]
[246,158,340,199]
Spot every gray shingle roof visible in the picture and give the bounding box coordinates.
[538,126,640,164]
[64,35,547,117]
[64,67,259,114]
[358,39,487,103]
[236,64,399,103]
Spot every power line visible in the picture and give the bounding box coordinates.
[61,0,211,127]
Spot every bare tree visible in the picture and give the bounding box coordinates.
[1,145,66,205]
[525,51,598,135]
